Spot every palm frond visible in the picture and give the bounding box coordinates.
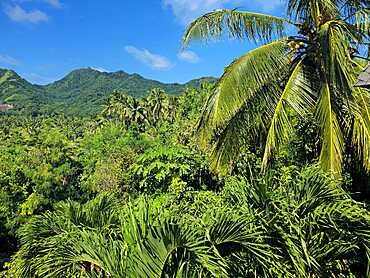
[207,213,279,275]
[348,8,370,37]
[262,60,317,170]
[287,0,368,23]
[316,82,344,176]
[197,40,291,168]
[182,9,291,48]
[340,0,370,19]
[207,82,279,173]
[132,220,226,278]
[319,19,370,173]
[350,90,370,171]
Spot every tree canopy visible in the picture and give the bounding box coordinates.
[183,1,370,177]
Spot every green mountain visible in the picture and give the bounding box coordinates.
[0,68,217,116]
[0,69,49,113]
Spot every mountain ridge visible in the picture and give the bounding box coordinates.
[0,68,217,116]
[21,68,213,87]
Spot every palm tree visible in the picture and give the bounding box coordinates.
[103,91,149,128]
[126,97,149,127]
[144,88,169,124]
[102,91,132,125]
[165,96,178,123]
[5,168,370,277]
[183,1,370,176]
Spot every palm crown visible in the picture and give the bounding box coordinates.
[183,0,370,176]
[102,91,149,127]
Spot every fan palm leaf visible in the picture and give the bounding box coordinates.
[132,220,218,278]
[6,168,370,277]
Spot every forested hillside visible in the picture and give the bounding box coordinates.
[0,69,49,113]
[0,68,216,116]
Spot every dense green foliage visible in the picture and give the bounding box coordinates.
[183,0,370,177]
[0,80,369,277]
[1,1,370,276]
[0,85,213,273]
[0,68,216,116]
[6,168,370,277]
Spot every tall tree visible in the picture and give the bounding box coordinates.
[183,1,370,176]
[144,88,169,124]
[103,91,149,128]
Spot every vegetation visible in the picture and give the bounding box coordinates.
[0,81,369,277]
[6,168,370,277]
[0,68,216,116]
[183,1,370,177]
[0,1,370,277]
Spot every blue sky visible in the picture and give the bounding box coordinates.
[0,0,285,84]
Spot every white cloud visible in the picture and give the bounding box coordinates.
[0,54,20,66]
[44,0,62,8]
[5,4,49,23]
[22,72,56,84]
[91,67,110,73]
[163,0,228,25]
[11,0,62,9]
[125,46,173,71]
[162,0,283,25]
[178,50,200,63]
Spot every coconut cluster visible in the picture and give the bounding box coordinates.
[288,41,305,51]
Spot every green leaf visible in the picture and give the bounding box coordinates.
[182,9,291,47]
